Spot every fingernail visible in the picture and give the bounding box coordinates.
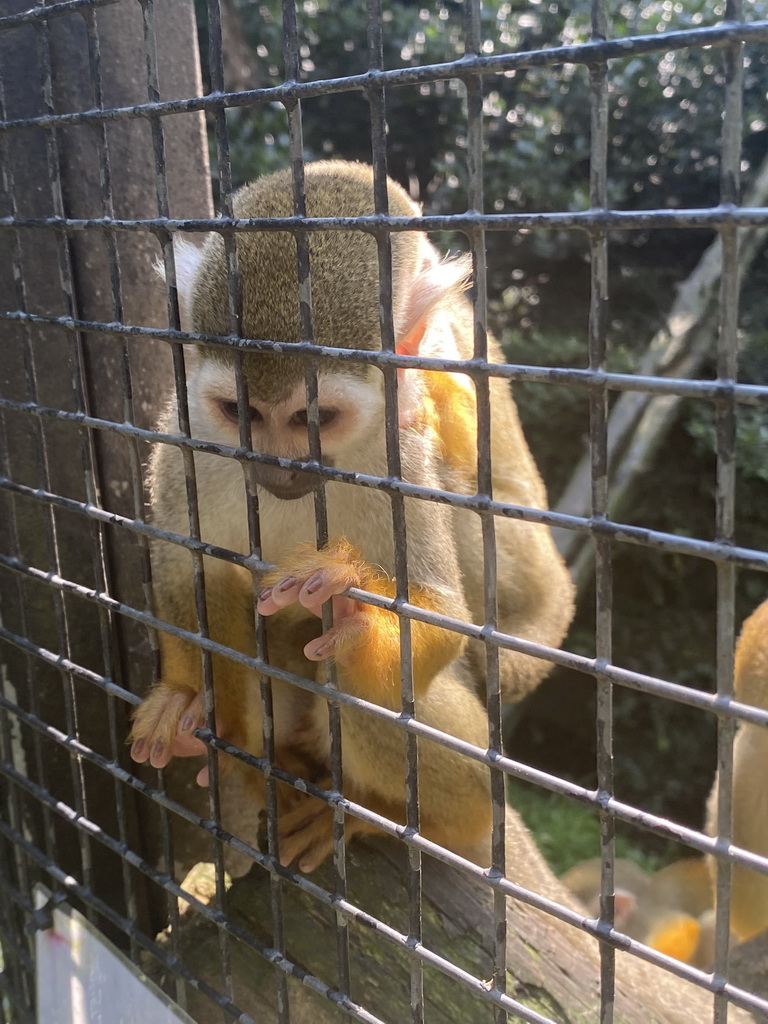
[131,739,146,760]
[304,573,324,595]
[278,577,298,593]
[258,587,273,603]
[312,641,333,658]
[180,715,194,732]
[151,740,165,762]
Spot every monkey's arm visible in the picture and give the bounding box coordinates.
[129,551,260,774]
[257,537,466,708]
[707,598,768,942]
[414,319,575,702]
[129,440,260,774]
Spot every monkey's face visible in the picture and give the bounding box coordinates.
[188,357,385,500]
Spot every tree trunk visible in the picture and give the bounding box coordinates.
[555,153,768,589]
[0,0,212,944]
[149,819,757,1024]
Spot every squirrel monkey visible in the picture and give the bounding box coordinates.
[129,161,574,871]
[561,856,718,968]
[707,597,768,942]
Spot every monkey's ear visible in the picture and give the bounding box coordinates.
[153,238,206,328]
[613,888,638,930]
[396,252,472,356]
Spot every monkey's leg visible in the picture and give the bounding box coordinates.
[257,538,466,705]
[276,667,492,873]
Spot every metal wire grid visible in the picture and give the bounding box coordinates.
[0,1,767,1023]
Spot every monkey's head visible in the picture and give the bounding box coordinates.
[172,161,469,499]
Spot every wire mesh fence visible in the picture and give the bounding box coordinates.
[1,1,768,1023]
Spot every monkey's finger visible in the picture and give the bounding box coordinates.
[195,753,234,788]
[303,614,368,661]
[131,735,172,768]
[130,738,150,763]
[257,577,302,614]
[178,692,205,734]
[297,835,334,874]
[301,591,358,621]
[279,802,327,842]
[278,807,331,869]
[148,741,173,769]
[298,570,358,611]
[170,731,207,758]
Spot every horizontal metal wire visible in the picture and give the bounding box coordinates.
[2,6,766,1022]
[4,579,768,883]
[4,401,768,575]
[1,20,767,135]
[3,512,768,734]
[2,690,768,1022]
[4,206,768,234]
[3,313,767,411]
[0,0,120,29]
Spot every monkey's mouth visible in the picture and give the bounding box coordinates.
[253,462,332,501]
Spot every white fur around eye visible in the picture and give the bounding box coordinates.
[187,360,238,442]
[315,374,385,441]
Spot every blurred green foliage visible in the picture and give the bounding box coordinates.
[506,778,669,876]
[196,0,768,856]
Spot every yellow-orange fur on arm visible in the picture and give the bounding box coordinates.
[335,576,467,704]
[261,538,467,706]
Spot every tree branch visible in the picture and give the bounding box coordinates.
[555,153,768,591]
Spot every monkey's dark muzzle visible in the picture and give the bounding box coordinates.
[253,461,329,501]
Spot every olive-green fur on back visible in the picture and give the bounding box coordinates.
[193,162,423,403]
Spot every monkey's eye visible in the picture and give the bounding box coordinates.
[218,400,262,425]
[291,408,339,429]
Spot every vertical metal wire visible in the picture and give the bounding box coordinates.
[366,2,423,1020]
[82,19,180,966]
[0,838,33,1024]
[587,2,615,1022]
[29,6,100,921]
[231,365,290,1021]
[206,1,292,1019]
[203,2,262,1018]
[462,3,507,1019]
[140,0,234,1012]
[80,4,144,966]
[0,425,34,1015]
[712,4,743,1022]
[281,0,352,998]
[0,75,57,961]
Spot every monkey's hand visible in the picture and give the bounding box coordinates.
[129,686,206,769]
[257,538,465,703]
[129,687,235,786]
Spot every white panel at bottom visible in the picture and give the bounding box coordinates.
[35,889,195,1024]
